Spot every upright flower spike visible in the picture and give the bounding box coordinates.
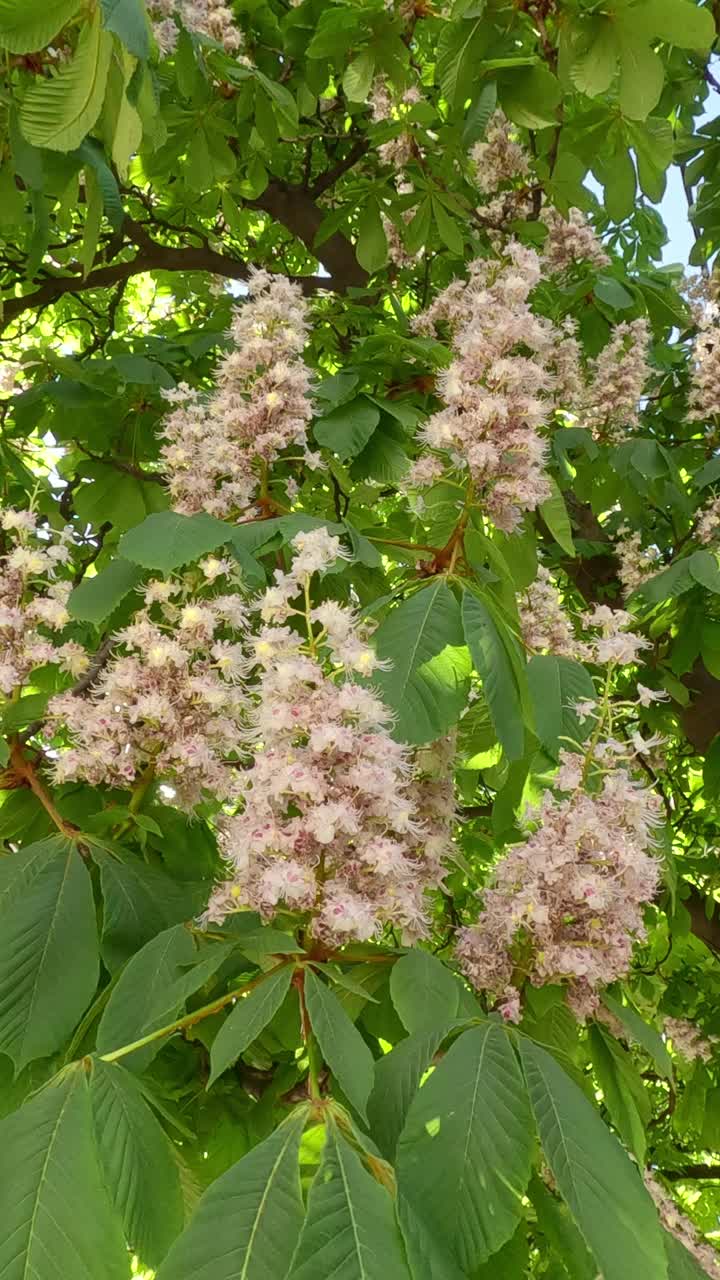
[49,575,250,810]
[456,609,659,1021]
[148,0,246,56]
[160,270,313,519]
[410,243,584,531]
[204,529,454,944]
[0,509,87,697]
[582,318,651,442]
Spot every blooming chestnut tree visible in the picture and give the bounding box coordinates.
[3,0,720,1277]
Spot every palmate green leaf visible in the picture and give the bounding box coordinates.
[304,967,375,1121]
[0,836,99,1070]
[566,16,618,96]
[499,65,561,128]
[462,588,527,759]
[90,841,204,971]
[0,0,80,53]
[343,48,375,102]
[0,1066,128,1280]
[587,1024,650,1163]
[209,964,294,1085]
[90,1058,184,1266]
[314,395,380,460]
[462,80,498,146]
[626,0,716,49]
[527,655,595,759]
[389,947,461,1032]
[374,580,471,745]
[101,0,150,59]
[436,17,487,107]
[519,1038,667,1280]
[68,556,143,623]
[356,201,388,274]
[119,510,232,572]
[529,1176,596,1280]
[367,1022,458,1160]
[158,1107,308,1280]
[19,8,113,151]
[290,1116,411,1280]
[617,33,664,120]
[602,994,673,1079]
[397,1023,534,1271]
[540,478,575,557]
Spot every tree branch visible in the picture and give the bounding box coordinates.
[661,1166,720,1181]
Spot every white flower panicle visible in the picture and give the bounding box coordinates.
[456,744,662,1021]
[518,566,584,659]
[664,1016,715,1064]
[696,494,720,545]
[410,243,584,531]
[0,509,86,697]
[204,529,454,944]
[471,110,529,196]
[582,318,651,441]
[542,206,610,274]
[689,302,720,422]
[49,575,250,810]
[615,528,662,596]
[160,270,312,518]
[470,113,607,272]
[149,0,245,56]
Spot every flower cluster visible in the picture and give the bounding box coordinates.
[615,528,662,596]
[0,509,86,697]
[149,0,245,56]
[645,1174,720,1280]
[689,302,720,422]
[204,529,453,944]
[696,494,720,545]
[160,270,313,518]
[582,318,650,441]
[518,566,584,659]
[410,243,584,531]
[456,744,662,1021]
[542,206,610,274]
[664,1016,715,1064]
[470,113,608,274]
[471,110,529,197]
[49,569,250,810]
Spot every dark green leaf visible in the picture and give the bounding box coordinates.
[520,1038,666,1280]
[157,1108,307,1280]
[375,581,471,745]
[90,1058,184,1266]
[314,396,380,461]
[462,589,527,759]
[527,655,595,758]
[290,1116,411,1280]
[397,1024,534,1270]
[68,557,143,624]
[119,510,230,573]
[389,948,461,1032]
[304,968,375,1121]
[0,836,98,1070]
[209,965,294,1085]
[0,1066,128,1279]
[368,1022,457,1160]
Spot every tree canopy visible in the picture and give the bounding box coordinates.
[2,0,720,1277]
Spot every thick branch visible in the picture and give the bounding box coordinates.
[0,210,343,331]
[661,1166,720,1181]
